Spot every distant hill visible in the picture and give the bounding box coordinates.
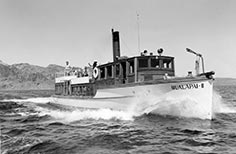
[0,60,64,90]
[214,78,236,86]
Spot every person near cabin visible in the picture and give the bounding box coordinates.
[141,50,148,56]
[83,67,89,77]
[64,61,71,76]
[187,71,193,77]
[163,73,168,80]
[93,60,98,69]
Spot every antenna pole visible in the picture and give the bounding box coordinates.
[137,13,140,54]
[200,56,205,73]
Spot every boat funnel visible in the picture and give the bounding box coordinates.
[112,29,120,62]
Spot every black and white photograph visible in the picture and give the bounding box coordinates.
[0,0,236,153]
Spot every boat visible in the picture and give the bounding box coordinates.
[53,29,215,119]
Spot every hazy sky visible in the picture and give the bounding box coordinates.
[0,0,235,78]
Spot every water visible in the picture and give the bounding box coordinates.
[1,86,236,154]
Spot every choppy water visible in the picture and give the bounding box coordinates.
[1,86,236,154]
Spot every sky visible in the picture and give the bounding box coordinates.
[0,0,236,78]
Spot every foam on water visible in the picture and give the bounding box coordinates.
[35,107,134,122]
[143,96,203,118]
[2,97,135,121]
[129,92,210,119]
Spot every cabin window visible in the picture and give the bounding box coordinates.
[151,58,160,68]
[71,87,75,94]
[100,67,105,79]
[115,64,120,77]
[128,60,134,74]
[138,58,148,68]
[163,60,172,69]
[107,65,112,78]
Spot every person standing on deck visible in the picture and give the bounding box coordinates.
[64,61,71,76]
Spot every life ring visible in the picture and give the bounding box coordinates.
[93,67,99,79]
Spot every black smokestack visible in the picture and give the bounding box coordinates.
[112,29,120,62]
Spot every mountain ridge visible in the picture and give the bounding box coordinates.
[0,60,64,90]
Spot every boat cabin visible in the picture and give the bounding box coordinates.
[55,29,175,96]
[96,55,174,88]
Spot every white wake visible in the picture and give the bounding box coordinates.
[35,107,134,122]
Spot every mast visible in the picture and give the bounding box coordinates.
[137,13,141,53]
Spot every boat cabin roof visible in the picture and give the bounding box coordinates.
[95,54,175,87]
[98,55,174,68]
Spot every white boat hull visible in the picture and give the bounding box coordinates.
[53,79,214,119]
